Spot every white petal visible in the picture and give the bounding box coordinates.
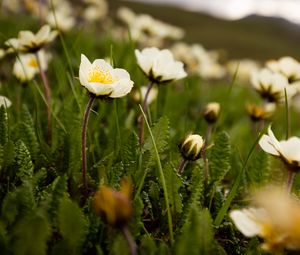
[259,134,280,156]
[0,96,12,108]
[109,79,134,98]
[280,137,300,162]
[84,83,113,96]
[79,54,92,87]
[230,209,263,237]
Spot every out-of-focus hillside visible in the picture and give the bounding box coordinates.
[110,0,300,60]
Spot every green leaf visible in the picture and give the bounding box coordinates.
[58,196,88,251]
[165,163,183,215]
[144,116,170,167]
[182,160,204,225]
[14,140,34,182]
[18,105,39,159]
[176,207,214,255]
[247,151,270,186]
[12,213,51,255]
[0,106,8,146]
[209,131,231,186]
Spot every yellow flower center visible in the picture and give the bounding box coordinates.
[28,57,38,68]
[88,66,113,84]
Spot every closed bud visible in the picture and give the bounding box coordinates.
[246,103,275,122]
[179,134,204,161]
[203,102,220,124]
[93,179,133,227]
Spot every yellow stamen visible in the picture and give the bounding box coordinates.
[88,66,113,84]
[28,57,38,68]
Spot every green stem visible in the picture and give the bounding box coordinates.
[82,94,96,192]
[139,105,174,244]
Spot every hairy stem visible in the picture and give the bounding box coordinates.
[82,94,96,192]
[35,51,52,143]
[121,226,137,255]
[139,81,155,146]
[203,124,212,189]
[286,169,296,193]
[178,158,189,174]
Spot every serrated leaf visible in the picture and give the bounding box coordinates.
[0,106,8,146]
[14,140,34,182]
[144,116,170,167]
[18,105,39,158]
[176,207,214,255]
[165,163,183,215]
[209,131,231,186]
[12,213,51,255]
[58,196,88,251]
[247,151,270,186]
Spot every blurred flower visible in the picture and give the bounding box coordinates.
[6,25,58,53]
[135,47,187,83]
[179,134,204,161]
[13,50,49,82]
[259,127,300,170]
[203,102,220,124]
[117,6,136,25]
[0,96,12,108]
[267,56,300,84]
[226,59,261,83]
[230,187,300,251]
[93,179,133,227]
[171,42,226,79]
[0,49,5,59]
[79,54,134,97]
[133,86,158,105]
[82,0,108,22]
[246,103,275,122]
[251,68,297,103]
[46,1,75,32]
[118,8,184,47]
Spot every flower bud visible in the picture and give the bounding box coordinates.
[93,179,133,227]
[203,102,220,124]
[179,134,204,161]
[246,103,275,122]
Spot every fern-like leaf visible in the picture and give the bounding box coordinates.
[14,140,34,182]
[58,196,88,251]
[0,106,8,146]
[209,131,231,186]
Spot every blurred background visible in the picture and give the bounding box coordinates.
[110,0,300,60]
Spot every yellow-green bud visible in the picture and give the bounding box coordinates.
[179,134,204,161]
[203,102,220,124]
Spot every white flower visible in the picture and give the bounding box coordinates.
[251,68,297,102]
[79,54,134,98]
[0,96,12,108]
[267,56,300,83]
[133,86,158,105]
[230,187,300,251]
[6,25,58,53]
[82,0,108,22]
[13,50,49,82]
[259,127,300,168]
[226,59,260,83]
[135,47,187,83]
[46,2,75,32]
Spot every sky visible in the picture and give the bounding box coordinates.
[129,0,300,24]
